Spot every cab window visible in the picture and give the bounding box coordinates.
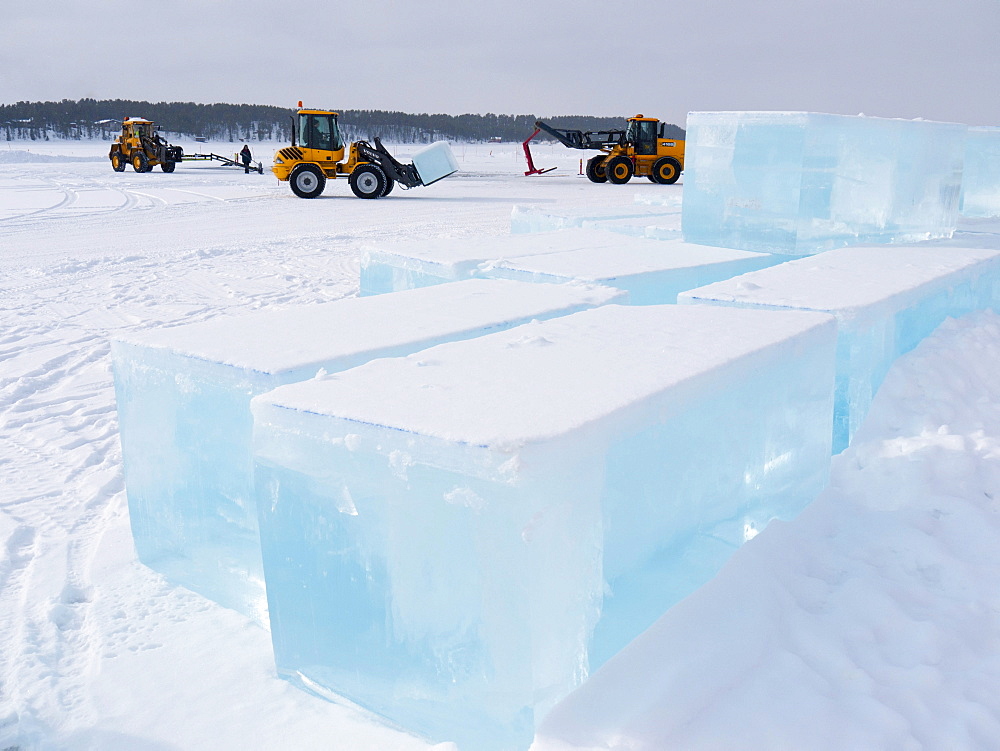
[630,120,657,155]
[299,113,343,151]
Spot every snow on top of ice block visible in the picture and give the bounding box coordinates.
[680,245,1000,318]
[258,304,834,448]
[365,228,646,267]
[493,239,767,280]
[114,278,623,374]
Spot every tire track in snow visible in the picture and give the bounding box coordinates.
[0,327,126,735]
[0,514,43,747]
[0,233,360,742]
[0,178,76,224]
[0,165,408,743]
[0,170,162,233]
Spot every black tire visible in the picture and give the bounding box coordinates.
[647,175,657,183]
[289,164,326,198]
[380,175,395,197]
[651,156,682,185]
[349,164,387,199]
[161,160,176,173]
[585,155,607,183]
[111,151,126,172]
[605,156,633,184]
[131,151,149,173]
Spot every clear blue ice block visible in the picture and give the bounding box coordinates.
[483,238,781,304]
[681,111,966,255]
[960,126,1000,218]
[251,304,836,750]
[411,141,459,186]
[111,279,623,623]
[361,228,643,296]
[361,228,779,303]
[510,203,680,235]
[679,244,1000,452]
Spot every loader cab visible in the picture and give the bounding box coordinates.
[297,110,344,154]
[626,116,659,156]
[122,118,150,141]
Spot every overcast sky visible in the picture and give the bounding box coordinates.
[2,0,998,128]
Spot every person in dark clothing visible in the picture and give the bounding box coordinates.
[240,144,252,174]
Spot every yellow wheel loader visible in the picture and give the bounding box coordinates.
[108,118,183,173]
[272,104,458,199]
[523,115,685,185]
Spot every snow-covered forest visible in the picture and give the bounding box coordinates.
[0,99,686,144]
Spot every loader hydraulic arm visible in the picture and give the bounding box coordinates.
[523,119,627,176]
[533,120,625,151]
[354,137,423,188]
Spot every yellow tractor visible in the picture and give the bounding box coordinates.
[273,103,458,199]
[523,115,685,184]
[109,117,183,173]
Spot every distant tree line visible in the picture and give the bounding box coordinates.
[0,100,292,142]
[0,99,685,143]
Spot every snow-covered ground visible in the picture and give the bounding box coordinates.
[2,139,999,750]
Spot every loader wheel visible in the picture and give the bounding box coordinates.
[651,156,682,185]
[605,156,633,184]
[161,160,176,173]
[132,152,149,173]
[585,155,608,183]
[381,175,395,197]
[111,151,126,172]
[290,164,326,198]
[349,164,387,199]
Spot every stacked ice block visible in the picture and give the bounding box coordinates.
[482,238,781,304]
[960,126,1000,217]
[251,304,836,750]
[680,244,1000,452]
[111,279,623,622]
[681,111,966,255]
[510,203,681,237]
[361,228,780,303]
[360,229,610,295]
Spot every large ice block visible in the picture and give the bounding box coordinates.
[679,244,1000,452]
[411,141,459,186]
[361,229,601,295]
[362,228,778,302]
[251,304,836,750]
[510,203,680,236]
[960,126,1000,218]
[484,238,781,304]
[111,279,623,623]
[681,111,966,255]
[362,228,650,296]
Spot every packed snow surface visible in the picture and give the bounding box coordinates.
[3,139,1000,750]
